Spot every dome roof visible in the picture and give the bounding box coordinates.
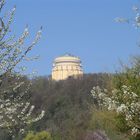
[54,53,80,63]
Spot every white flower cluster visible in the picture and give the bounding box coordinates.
[0,0,44,137]
[91,85,140,137]
[0,80,45,136]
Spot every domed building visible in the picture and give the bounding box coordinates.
[52,54,83,80]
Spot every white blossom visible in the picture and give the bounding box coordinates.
[91,85,140,136]
[131,127,139,136]
[0,0,44,137]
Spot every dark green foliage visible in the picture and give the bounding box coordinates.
[115,114,130,133]
[29,73,111,140]
[1,72,133,140]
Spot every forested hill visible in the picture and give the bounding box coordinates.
[29,73,112,140]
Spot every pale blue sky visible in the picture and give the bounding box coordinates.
[5,0,140,75]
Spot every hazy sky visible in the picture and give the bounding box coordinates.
[5,0,140,75]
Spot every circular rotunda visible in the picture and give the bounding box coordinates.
[52,54,83,80]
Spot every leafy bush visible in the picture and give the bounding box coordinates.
[88,109,128,140]
[23,131,52,140]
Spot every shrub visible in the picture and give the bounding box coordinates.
[23,131,52,140]
[88,109,128,140]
